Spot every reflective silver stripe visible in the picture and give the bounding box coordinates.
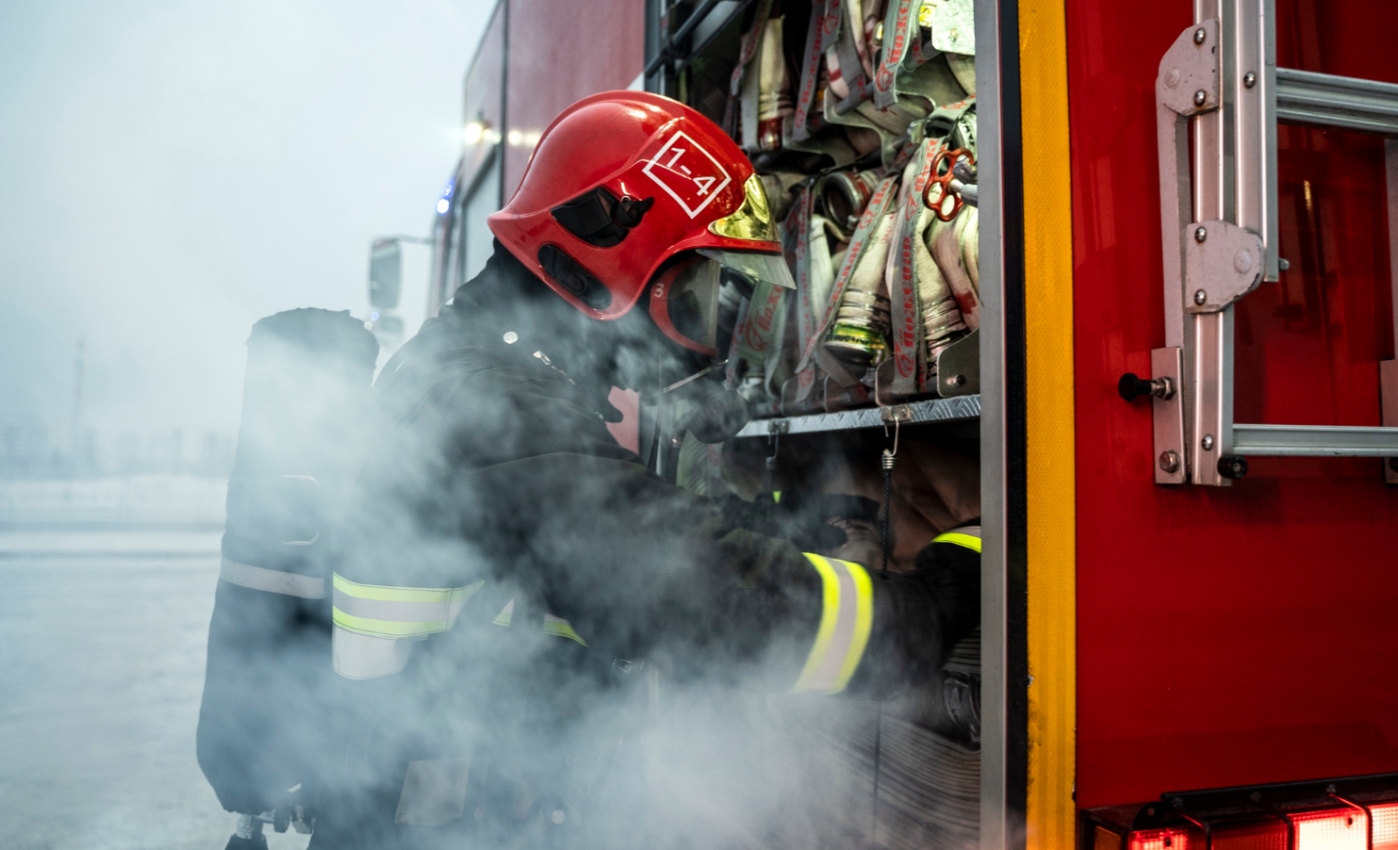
[331,574,483,638]
[395,758,471,826]
[219,557,326,599]
[332,592,471,625]
[792,554,874,695]
[332,626,422,680]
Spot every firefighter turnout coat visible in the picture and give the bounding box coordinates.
[312,256,901,848]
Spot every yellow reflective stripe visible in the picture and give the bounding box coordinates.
[331,573,482,638]
[332,573,476,604]
[543,614,586,646]
[932,531,982,553]
[794,555,842,691]
[332,608,450,638]
[491,598,515,627]
[792,554,874,695]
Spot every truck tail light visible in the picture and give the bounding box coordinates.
[1372,803,1398,850]
[1082,773,1398,850]
[1289,809,1367,850]
[1211,819,1290,850]
[1129,828,1193,849]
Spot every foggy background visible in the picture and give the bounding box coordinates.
[0,3,489,847]
[1,0,479,477]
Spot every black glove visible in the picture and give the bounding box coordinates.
[715,492,880,554]
[665,379,752,444]
[851,534,981,712]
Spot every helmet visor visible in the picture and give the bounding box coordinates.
[696,249,797,291]
[650,256,723,356]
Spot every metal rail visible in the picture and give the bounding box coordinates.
[645,0,752,77]
[1276,67,1398,136]
[1232,423,1398,456]
[734,395,982,438]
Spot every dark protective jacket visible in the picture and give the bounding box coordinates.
[311,250,971,848]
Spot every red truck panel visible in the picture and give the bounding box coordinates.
[503,0,646,199]
[1069,0,1398,809]
[463,7,506,189]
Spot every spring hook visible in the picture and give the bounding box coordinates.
[879,418,900,571]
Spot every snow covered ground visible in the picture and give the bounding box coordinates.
[0,476,311,849]
[0,549,310,850]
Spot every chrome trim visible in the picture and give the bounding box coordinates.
[977,0,1012,843]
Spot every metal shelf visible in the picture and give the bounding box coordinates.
[734,395,981,438]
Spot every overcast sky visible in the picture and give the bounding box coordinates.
[0,0,487,452]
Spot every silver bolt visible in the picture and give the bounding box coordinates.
[1193,27,1206,44]
[1202,434,1215,451]
[1194,89,1207,106]
[1194,226,1208,243]
[1194,289,1207,306]
[1244,71,1257,88]
[502,331,519,344]
[1159,450,1181,473]
[945,373,966,387]
[1279,257,1290,271]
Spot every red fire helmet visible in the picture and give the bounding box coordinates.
[487,91,793,356]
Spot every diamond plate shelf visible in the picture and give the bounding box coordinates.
[734,395,982,439]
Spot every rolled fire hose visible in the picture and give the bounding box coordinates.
[826,203,898,368]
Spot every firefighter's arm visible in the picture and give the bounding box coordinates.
[653,493,981,698]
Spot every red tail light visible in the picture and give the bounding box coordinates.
[1130,828,1193,850]
[1372,803,1398,850]
[1082,773,1398,850]
[1211,820,1289,850]
[1289,809,1367,850]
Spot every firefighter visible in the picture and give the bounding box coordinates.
[314,92,980,848]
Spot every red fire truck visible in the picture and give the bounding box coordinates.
[415,0,1398,847]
